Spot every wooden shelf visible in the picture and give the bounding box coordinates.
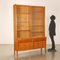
[32,24,44,26]
[17,29,30,31]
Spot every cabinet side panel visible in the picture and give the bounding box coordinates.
[13,5,18,50]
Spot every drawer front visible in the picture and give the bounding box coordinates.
[33,42,42,48]
[19,42,33,51]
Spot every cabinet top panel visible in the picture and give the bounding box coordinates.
[13,4,45,8]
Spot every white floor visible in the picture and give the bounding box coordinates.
[0,44,60,60]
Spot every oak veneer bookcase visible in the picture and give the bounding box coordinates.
[14,4,46,58]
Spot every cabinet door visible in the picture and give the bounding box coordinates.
[32,7,45,37]
[16,6,32,39]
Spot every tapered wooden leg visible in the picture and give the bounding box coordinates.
[45,48,46,53]
[41,48,42,53]
[14,49,16,59]
[41,48,42,54]
[16,51,18,58]
[14,49,15,55]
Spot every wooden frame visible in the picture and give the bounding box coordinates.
[13,4,46,58]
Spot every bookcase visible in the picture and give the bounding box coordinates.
[14,4,46,58]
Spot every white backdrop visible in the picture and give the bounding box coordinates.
[0,0,60,44]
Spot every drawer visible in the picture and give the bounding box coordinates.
[33,42,42,48]
[18,42,33,51]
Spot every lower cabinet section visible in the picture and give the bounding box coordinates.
[15,37,46,51]
[14,37,46,58]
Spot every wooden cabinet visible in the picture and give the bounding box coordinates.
[13,4,46,58]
